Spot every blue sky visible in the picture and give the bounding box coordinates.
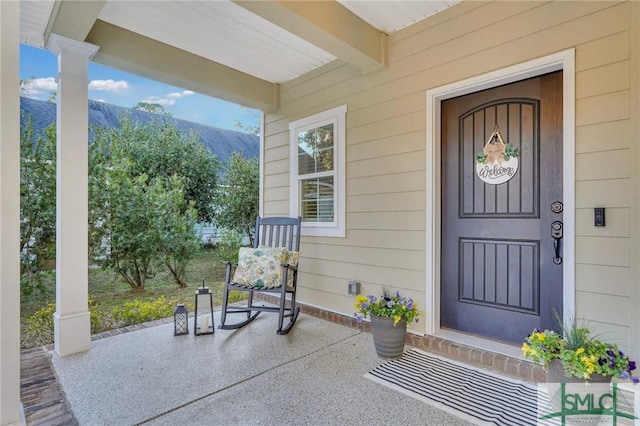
[20,44,260,131]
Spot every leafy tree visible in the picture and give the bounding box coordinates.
[133,102,171,116]
[20,117,56,277]
[113,116,220,222]
[104,169,157,291]
[88,126,111,262]
[216,153,259,246]
[151,175,199,288]
[89,116,206,289]
[234,106,261,136]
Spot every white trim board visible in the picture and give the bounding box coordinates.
[424,49,576,355]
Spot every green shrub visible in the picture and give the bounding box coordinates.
[111,296,175,327]
[215,289,248,305]
[20,297,176,349]
[21,303,56,348]
[216,228,243,263]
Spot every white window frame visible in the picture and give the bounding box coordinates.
[289,104,346,237]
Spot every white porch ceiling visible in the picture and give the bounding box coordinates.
[19,0,459,108]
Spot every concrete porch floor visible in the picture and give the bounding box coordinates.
[44,310,476,426]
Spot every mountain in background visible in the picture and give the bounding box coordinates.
[19,97,260,164]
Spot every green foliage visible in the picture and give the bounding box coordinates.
[216,153,259,245]
[233,106,261,136]
[20,117,56,278]
[21,303,56,348]
[101,164,157,290]
[151,175,200,288]
[133,102,172,116]
[89,117,210,289]
[354,288,425,326]
[216,289,248,305]
[522,325,638,382]
[216,228,243,263]
[20,251,228,349]
[111,296,175,327]
[20,299,106,348]
[110,116,220,223]
[503,143,519,161]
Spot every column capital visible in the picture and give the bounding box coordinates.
[46,33,99,60]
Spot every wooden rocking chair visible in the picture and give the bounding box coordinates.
[219,216,302,335]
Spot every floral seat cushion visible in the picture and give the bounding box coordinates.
[232,246,299,289]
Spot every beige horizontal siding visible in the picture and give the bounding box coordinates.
[348,171,425,195]
[301,258,424,293]
[576,61,629,99]
[576,264,631,297]
[303,243,425,271]
[576,236,630,267]
[348,151,424,179]
[262,172,288,190]
[576,91,630,126]
[575,31,629,71]
[347,131,424,162]
[302,230,425,251]
[575,149,631,181]
[349,192,425,213]
[576,179,630,208]
[576,120,631,153]
[263,1,638,351]
[575,292,630,327]
[575,208,629,238]
[263,186,289,202]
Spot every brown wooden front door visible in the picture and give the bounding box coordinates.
[440,71,563,345]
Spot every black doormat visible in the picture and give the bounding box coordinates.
[366,349,555,426]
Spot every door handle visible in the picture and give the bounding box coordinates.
[551,221,563,264]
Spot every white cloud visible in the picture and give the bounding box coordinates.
[141,90,195,107]
[166,90,195,100]
[20,77,57,98]
[143,96,175,106]
[89,79,129,92]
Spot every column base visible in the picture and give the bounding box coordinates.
[54,311,90,357]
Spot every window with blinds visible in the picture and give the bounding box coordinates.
[289,105,346,237]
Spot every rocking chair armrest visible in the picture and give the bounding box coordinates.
[224,261,238,282]
[281,263,297,272]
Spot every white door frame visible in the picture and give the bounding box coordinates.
[425,49,576,353]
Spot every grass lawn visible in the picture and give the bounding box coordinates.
[20,248,233,349]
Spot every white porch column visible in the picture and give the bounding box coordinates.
[46,34,98,357]
[0,1,24,425]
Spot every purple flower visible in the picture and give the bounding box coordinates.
[394,289,400,297]
[360,302,369,309]
[598,358,606,366]
[355,313,364,323]
[406,299,414,309]
[620,351,624,357]
[620,370,630,380]
[629,361,636,371]
[607,349,615,357]
[633,376,640,385]
[387,300,395,308]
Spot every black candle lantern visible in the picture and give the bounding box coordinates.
[173,303,189,336]
[194,281,214,336]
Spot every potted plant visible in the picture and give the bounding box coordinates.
[354,288,424,359]
[522,317,638,384]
